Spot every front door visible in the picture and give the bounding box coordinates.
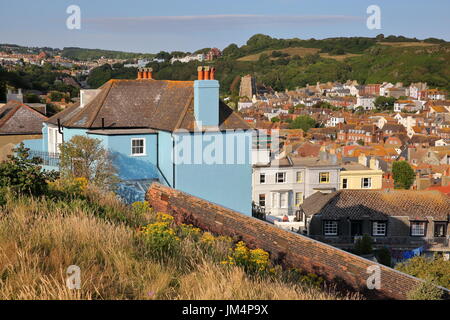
[351,221,363,237]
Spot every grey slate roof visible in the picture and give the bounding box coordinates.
[302,190,450,221]
[0,100,47,135]
[47,79,251,132]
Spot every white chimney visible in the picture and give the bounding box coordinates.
[80,89,101,108]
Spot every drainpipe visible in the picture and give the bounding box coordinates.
[155,133,172,187]
[172,134,176,188]
[57,119,63,135]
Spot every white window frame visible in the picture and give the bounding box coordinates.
[48,126,62,154]
[295,192,303,206]
[296,171,303,183]
[411,222,426,237]
[324,220,338,236]
[131,138,146,156]
[280,193,287,208]
[258,194,266,207]
[319,172,330,184]
[361,177,372,189]
[372,221,387,236]
[276,172,286,183]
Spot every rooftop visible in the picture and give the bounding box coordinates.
[47,79,251,132]
[302,190,450,221]
[0,100,47,135]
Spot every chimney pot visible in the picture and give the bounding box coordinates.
[143,68,149,79]
[197,66,204,80]
[210,67,216,80]
[203,66,210,81]
[137,68,144,80]
[148,67,153,79]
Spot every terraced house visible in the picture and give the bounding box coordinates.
[23,67,253,215]
[301,190,450,253]
[252,153,341,230]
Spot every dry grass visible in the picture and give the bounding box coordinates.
[0,191,360,300]
[319,53,361,61]
[237,47,320,61]
[237,47,361,62]
[378,42,438,47]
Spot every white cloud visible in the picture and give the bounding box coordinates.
[85,14,363,33]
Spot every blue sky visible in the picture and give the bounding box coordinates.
[0,0,448,53]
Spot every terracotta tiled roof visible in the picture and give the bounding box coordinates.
[47,79,251,132]
[302,190,450,221]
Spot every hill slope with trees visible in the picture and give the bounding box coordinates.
[86,34,450,95]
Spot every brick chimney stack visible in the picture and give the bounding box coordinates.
[194,66,219,127]
[137,67,153,80]
[197,66,216,80]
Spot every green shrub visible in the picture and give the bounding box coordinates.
[0,187,7,206]
[222,241,273,275]
[407,281,444,300]
[139,213,180,260]
[395,255,450,289]
[375,247,392,267]
[354,234,373,255]
[0,143,58,196]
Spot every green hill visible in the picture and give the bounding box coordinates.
[61,47,155,61]
[84,34,450,94]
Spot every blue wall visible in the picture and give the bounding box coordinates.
[60,128,161,181]
[28,124,253,213]
[101,133,159,181]
[174,130,253,215]
[194,80,219,127]
[157,131,174,187]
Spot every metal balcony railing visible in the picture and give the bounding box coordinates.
[28,150,60,167]
[252,202,266,221]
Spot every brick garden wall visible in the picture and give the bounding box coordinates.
[147,183,449,300]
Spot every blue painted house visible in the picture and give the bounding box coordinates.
[26,67,253,215]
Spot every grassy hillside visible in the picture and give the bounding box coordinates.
[237,47,360,62]
[347,44,450,88]
[61,47,155,61]
[0,185,358,300]
[84,34,449,95]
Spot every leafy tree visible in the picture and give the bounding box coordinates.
[396,255,450,289]
[59,136,119,190]
[407,281,444,300]
[374,96,396,111]
[289,115,316,132]
[271,117,280,123]
[0,143,58,196]
[222,43,240,58]
[155,51,173,62]
[392,161,415,189]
